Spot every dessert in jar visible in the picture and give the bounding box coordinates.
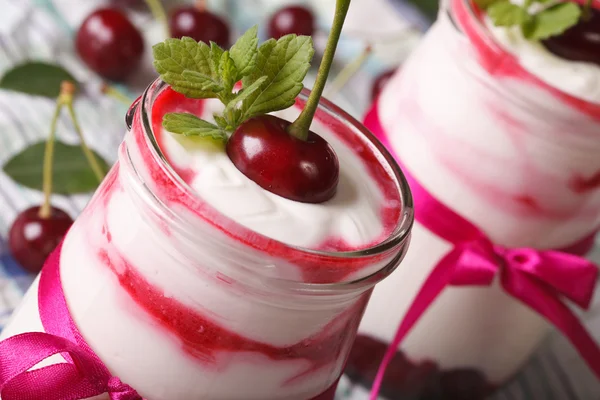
[350,0,600,398]
[0,2,414,398]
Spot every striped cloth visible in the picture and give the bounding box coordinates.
[0,1,598,399]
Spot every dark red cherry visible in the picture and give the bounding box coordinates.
[371,69,396,101]
[440,369,493,400]
[9,206,73,274]
[170,7,230,47]
[543,8,600,66]
[76,8,144,82]
[226,115,339,203]
[269,6,315,39]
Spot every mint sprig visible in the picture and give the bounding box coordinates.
[162,113,228,142]
[476,0,583,40]
[152,26,314,142]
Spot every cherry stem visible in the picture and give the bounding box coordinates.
[196,0,207,11]
[584,0,593,20]
[144,0,170,38]
[101,83,133,106]
[325,43,372,98]
[39,89,65,220]
[61,85,105,184]
[288,0,352,141]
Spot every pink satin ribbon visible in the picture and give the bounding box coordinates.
[0,243,141,400]
[365,103,600,400]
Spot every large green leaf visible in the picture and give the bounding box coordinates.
[0,62,78,98]
[3,141,110,194]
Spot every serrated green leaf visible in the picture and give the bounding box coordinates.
[473,0,503,10]
[3,141,109,194]
[210,42,225,79]
[224,108,243,130]
[214,114,230,130]
[243,39,277,87]
[230,26,259,78]
[241,35,314,120]
[0,62,77,98]
[488,1,530,27]
[163,113,228,142]
[172,70,223,98]
[153,38,220,98]
[522,2,581,40]
[219,51,238,96]
[224,76,268,116]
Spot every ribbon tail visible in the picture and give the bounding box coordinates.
[368,249,460,400]
[502,273,600,379]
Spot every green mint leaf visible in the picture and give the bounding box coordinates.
[0,62,78,98]
[487,1,530,27]
[522,2,581,40]
[214,114,231,131]
[163,113,228,142]
[219,51,238,96]
[224,108,243,131]
[213,114,237,132]
[224,76,268,115]
[241,34,314,120]
[3,141,109,194]
[153,38,221,98]
[175,70,224,97]
[210,42,225,79]
[473,0,503,10]
[230,26,259,78]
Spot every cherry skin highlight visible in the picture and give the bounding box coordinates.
[269,6,315,39]
[170,7,230,47]
[226,115,339,204]
[9,206,73,273]
[76,8,144,82]
[543,8,600,66]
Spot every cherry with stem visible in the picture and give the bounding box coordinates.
[9,81,107,273]
[227,0,351,204]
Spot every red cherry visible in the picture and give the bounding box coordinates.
[440,369,493,400]
[371,69,396,101]
[76,8,144,82]
[8,206,73,274]
[268,6,315,39]
[226,115,339,203]
[543,8,600,66]
[169,7,230,47]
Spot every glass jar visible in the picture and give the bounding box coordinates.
[0,79,413,400]
[353,0,600,398]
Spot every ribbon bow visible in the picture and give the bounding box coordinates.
[0,244,142,400]
[364,104,600,400]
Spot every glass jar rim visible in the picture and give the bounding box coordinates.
[133,78,414,289]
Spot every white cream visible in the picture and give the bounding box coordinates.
[486,16,600,103]
[161,99,386,250]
